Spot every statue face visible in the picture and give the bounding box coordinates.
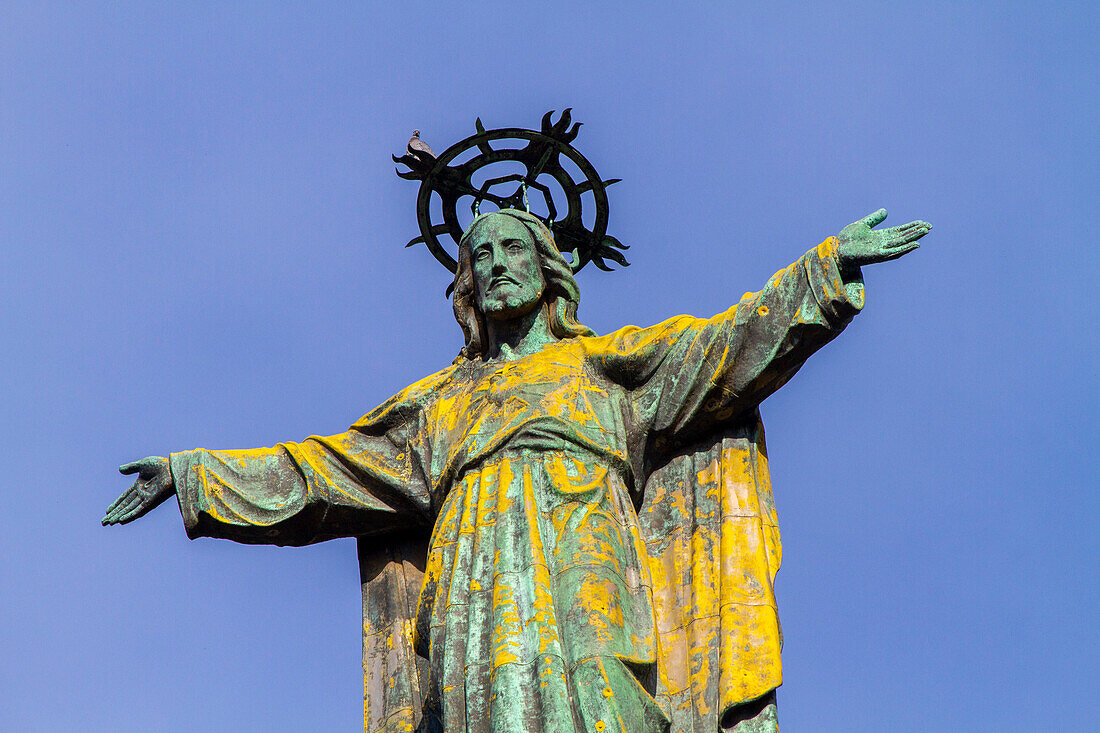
[470,215,546,321]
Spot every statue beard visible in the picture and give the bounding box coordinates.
[478,287,546,323]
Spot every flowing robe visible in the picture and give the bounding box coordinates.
[170,238,864,733]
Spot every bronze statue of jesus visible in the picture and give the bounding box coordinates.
[104,193,929,732]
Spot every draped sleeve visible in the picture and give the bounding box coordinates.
[170,367,453,547]
[585,237,864,455]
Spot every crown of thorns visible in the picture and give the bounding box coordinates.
[393,109,628,276]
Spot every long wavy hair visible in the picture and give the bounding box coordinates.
[452,209,594,360]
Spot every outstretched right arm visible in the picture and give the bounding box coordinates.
[100,370,450,545]
[168,426,433,546]
[103,423,432,546]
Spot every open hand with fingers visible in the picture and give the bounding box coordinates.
[837,208,931,271]
[102,456,175,526]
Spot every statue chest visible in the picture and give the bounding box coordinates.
[430,346,626,461]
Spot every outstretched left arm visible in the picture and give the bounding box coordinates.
[591,208,931,450]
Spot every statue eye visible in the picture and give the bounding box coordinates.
[475,249,490,261]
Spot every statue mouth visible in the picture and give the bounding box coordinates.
[489,277,519,289]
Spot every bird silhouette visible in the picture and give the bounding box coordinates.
[407,130,435,162]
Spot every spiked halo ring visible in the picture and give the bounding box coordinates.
[393,110,628,278]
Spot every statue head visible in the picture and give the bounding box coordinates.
[452,209,594,359]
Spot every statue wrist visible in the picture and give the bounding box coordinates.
[829,237,859,280]
[834,250,863,283]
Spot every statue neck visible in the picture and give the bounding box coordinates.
[484,304,555,361]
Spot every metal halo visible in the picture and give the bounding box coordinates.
[393,110,628,275]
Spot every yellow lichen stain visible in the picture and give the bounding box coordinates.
[666,483,689,523]
[688,618,719,716]
[531,569,559,655]
[690,526,718,612]
[433,393,463,433]
[769,263,795,288]
[695,458,720,488]
[816,235,839,260]
[595,721,605,732]
[637,432,787,716]
[655,624,689,694]
[490,580,522,668]
[495,458,516,517]
[757,305,769,317]
[546,453,608,495]
[538,656,557,688]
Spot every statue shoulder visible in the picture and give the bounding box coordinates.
[350,363,459,431]
[577,313,705,357]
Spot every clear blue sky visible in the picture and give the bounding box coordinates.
[2,2,1097,731]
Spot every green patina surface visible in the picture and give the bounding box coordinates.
[105,207,929,732]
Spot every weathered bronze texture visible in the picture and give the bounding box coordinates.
[104,114,931,733]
